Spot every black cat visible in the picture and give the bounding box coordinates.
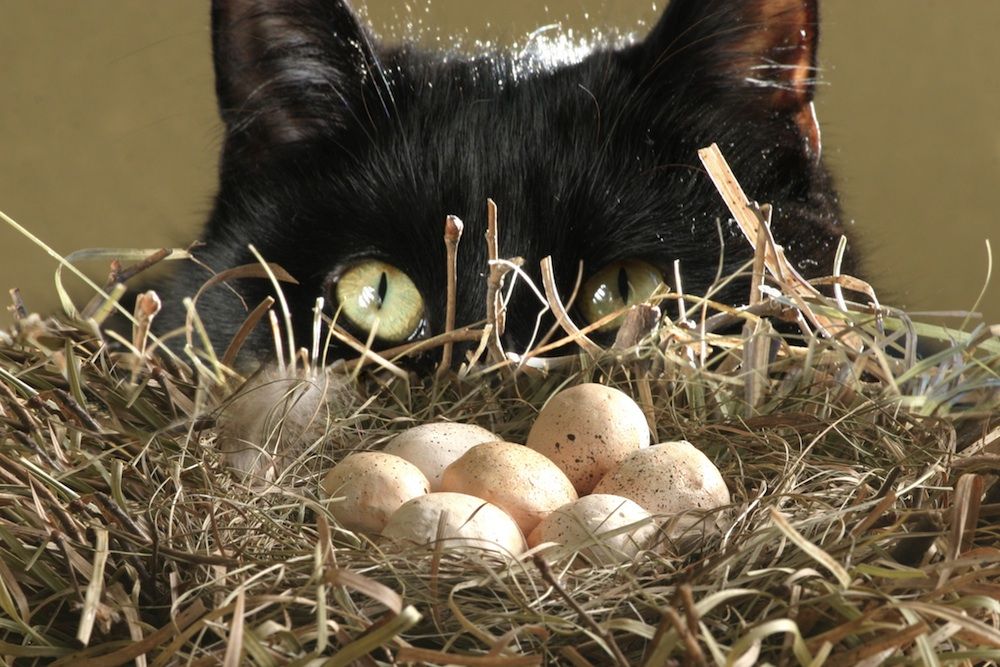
[151,0,858,365]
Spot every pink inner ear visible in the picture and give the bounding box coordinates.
[741,0,819,111]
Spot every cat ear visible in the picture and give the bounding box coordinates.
[641,0,822,156]
[211,0,376,149]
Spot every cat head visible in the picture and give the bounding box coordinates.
[163,0,852,364]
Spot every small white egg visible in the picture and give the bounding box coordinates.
[382,492,526,555]
[526,383,651,494]
[440,441,578,534]
[383,422,500,491]
[528,494,656,563]
[321,452,430,534]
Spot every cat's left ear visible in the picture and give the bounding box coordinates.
[641,0,823,158]
[211,0,377,151]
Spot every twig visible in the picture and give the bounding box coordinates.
[363,326,483,368]
[104,248,172,289]
[8,288,28,320]
[52,388,103,433]
[0,380,42,436]
[484,199,508,367]
[612,304,660,350]
[665,606,706,667]
[560,646,597,667]
[326,324,409,381]
[701,300,799,334]
[515,305,638,362]
[477,201,525,383]
[131,291,162,362]
[438,215,464,376]
[675,584,707,665]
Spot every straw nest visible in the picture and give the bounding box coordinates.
[0,147,998,666]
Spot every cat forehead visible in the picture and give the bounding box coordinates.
[376,53,675,160]
[390,50,627,111]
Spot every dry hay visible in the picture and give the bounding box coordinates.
[0,147,998,666]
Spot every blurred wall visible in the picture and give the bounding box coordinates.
[1,1,997,326]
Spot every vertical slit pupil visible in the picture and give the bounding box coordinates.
[617,266,630,302]
[377,271,388,307]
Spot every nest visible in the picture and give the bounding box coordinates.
[0,147,998,666]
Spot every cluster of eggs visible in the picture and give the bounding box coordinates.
[321,384,730,561]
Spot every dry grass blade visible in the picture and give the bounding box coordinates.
[0,558,30,624]
[769,508,851,589]
[328,568,404,615]
[327,605,422,667]
[540,256,602,358]
[77,528,110,646]
[221,295,276,368]
[222,588,246,667]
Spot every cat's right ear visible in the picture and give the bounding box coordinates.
[638,0,823,158]
[212,0,376,152]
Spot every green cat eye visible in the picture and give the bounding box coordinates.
[579,260,665,332]
[334,261,425,343]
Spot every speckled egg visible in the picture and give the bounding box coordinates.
[593,441,730,524]
[383,422,500,491]
[526,383,651,494]
[528,494,656,563]
[440,441,578,534]
[321,452,430,534]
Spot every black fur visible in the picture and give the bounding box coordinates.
[152,0,858,364]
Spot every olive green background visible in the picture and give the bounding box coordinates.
[1,2,998,326]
